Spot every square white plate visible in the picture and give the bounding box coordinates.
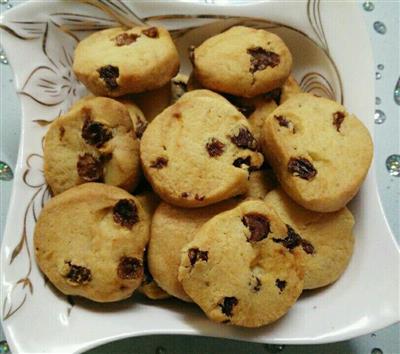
[1,1,399,353]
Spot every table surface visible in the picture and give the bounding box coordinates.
[0,1,399,353]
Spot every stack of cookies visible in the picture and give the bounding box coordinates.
[34,25,373,328]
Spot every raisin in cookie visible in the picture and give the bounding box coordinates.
[148,199,239,301]
[178,200,304,327]
[44,97,140,195]
[73,26,179,97]
[34,183,150,302]
[280,74,303,104]
[192,26,292,98]
[264,188,355,289]
[262,93,373,212]
[140,90,264,207]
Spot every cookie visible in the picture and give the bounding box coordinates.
[280,74,302,104]
[140,90,264,207]
[44,97,140,195]
[261,93,373,212]
[244,169,278,200]
[130,82,171,122]
[148,199,239,301]
[178,200,304,327]
[34,183,150,302]
[192,26,292,98]
[264,188,355,289]
[73,26,179,97]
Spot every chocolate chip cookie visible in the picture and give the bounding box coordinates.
[44,97,140,195]
[73,26,179,97]
[192,26,292,97]
[264,188,355,289]
[178,200,304,327]
[34,183,150,302]
[261,93,373,212]
[140,90,264,207]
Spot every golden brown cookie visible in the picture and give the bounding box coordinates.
[73,26,179,97]
[261,93,373,212]
[44,97,140,195]
[264,188,355,289]
[34,183,150,302]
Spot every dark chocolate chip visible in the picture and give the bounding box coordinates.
[142,27,159,38]
[114,32,139,46]
[273,224,302,250]
[275,278,287,292]
[81,118,112,148]
[242,213,270,243]
[64,261,92,284]
[188,45,196,64]
[97,65,119,90]
[194,194,205,201]
[333,111,345,132]
[59,126,65,140]
[181,192,189,198]
[230,127,258,151]
[150,157,168,169]
[188,248,208,266]
[134,116,148,139]
[247,47,280,74]
[206,138,225,157]
[117,256,143,279]
[77,153,103,182]
[301,239,315,255]
[288,157,317,180]
[113,199,139,229]
[219,297,238,317]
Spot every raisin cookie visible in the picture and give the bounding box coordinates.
[34,183,150,302]
[264,188,355,289]
[140,90,264,207]
[148,199,239,302]
[73,26,179,97]
[178,200,304,328]
[44,97,140,195]
[192,26,292,98]
[262,93,373,212]
[280,74,302,104]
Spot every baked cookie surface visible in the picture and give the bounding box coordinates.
[178,200,304,327]
[148,199,239,302]
[193,26,292,98]
[280,74,302,104]
[44,97,140,195]
[73,26,179,97]
[34,183,150,302]
[262,93,373,212]
[264,188,355,289]
[140,90,264,207]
